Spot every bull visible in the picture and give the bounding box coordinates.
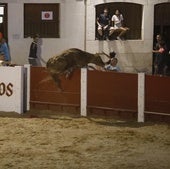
[46,48,115,90]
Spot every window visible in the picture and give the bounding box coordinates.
[24,3,60,38]
[0,7,4,23]
[96,2,142,40]
[0,4,7,39]
[154,3,170,45]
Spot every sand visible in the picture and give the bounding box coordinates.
[0,110,169,169]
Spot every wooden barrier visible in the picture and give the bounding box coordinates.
[145,75,170,122]
[30,67,170,122]
[30,67,80,110]
[86,70,138,120]
[145,75,170,114]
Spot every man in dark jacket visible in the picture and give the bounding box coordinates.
[96,8,113,40]
[28,34,39,66]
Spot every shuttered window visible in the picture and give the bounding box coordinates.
[24,3,60,38]
[96,3,142,40]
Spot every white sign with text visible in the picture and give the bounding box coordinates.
[0,66,24,114]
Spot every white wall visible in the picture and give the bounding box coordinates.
[1,0,169,72]
[86,0,170,73]
[86,0,150,73]
[3,0,85,66]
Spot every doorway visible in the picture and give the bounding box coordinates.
[154,3,170,50]
[153,3,170,74]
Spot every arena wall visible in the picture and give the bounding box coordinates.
[30,67,170,122]
[1,0,170,74]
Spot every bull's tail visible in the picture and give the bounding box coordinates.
[39,72,63,92]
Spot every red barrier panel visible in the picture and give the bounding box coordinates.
[30,67,80,109]
[87,71,138,111]
[145,75,170,114]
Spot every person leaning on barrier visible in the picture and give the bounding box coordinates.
[104,51,120,72]
[88,51,120,72]
[0,32,11,63]
[104,57,120,72]
[110,9,129,40]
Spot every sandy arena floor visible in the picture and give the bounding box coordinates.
[0,110,169,169]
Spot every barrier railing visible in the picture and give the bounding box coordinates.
[2,66,169,121]
[30,67,170,122]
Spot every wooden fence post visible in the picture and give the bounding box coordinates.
[80,68,87,116]
[138,73,145,122]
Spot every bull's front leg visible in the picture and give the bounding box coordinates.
[51,73,63,91]
[64,67,74,79]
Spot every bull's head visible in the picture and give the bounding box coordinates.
[96,51,116,64]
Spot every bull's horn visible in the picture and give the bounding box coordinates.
[102,51,111,59]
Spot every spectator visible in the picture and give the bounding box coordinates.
[153,34,166,50]
[28,34,39,66]
[0,32,11,62]
[111,9,129,40]
[153,34,170,75]
[104,57,120,72]
[88,51,120,72]
[153,42,167,75]
[96,8,113,40]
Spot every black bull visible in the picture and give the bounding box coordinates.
[46,48,111,90]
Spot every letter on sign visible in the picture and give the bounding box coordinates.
[0,82,13,97]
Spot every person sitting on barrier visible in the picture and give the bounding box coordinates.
[111,9,129,40]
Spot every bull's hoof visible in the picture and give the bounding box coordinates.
[65,71,71,79]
